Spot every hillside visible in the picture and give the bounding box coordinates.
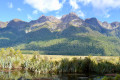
[1,12,120,56]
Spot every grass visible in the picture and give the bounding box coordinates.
[23,54,120,62]
[24,54,120,74]
[23,54,87,61]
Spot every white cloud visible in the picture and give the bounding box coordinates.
[8,2,13,8]
[27,15,32,20]
[69,0,85,18]
[76,10,85,18]
[105,14,110,18]
[17,8,22,12]
[24,0,66,13]
[78,0,91,5]
[69,0,79,9]
[79,0,120,10]
[70,0,120,18]
[33,10,38,14]
[56,15,62,19]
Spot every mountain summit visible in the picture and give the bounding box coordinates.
[7,19,28,30]
[61,12,81,23]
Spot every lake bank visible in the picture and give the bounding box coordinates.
[1,48,120,80]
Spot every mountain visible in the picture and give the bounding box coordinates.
[7,19,29,30]
[61,12,81,23]
[57,12,84,30]
[102,21,112,29]
[1,12,120,56]
[85,18,108,33]
[29,15,61,32]
[0,21,8,28]
[30,15,60,25]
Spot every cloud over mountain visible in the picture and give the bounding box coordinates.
[24,0,65,13]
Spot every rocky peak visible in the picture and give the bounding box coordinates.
[37,15,49,23]
[102,21,110,27]
[85,18,98,23]
[69,12,78,17]
[102,21,110,26]
[47,16,60,22]
[30,15,60,25]
[0,21,8,28]
[103,21,108,24]
[85,18,106,32]
[12,19,23,22]
[102,21,112,29]
[38,15,60,22]
[7,19,28,29]
[85,18,101,27]
[111,22,120,28]
[61,12,81,23]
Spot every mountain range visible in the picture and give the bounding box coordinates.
[1,12,120,56]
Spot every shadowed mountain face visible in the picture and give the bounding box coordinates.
[1,12,120,55]
[7,19,29,30]
[85,18,107,33]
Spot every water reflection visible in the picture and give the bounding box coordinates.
[0,70,103,80]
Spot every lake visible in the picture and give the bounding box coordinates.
[0,70,104,80]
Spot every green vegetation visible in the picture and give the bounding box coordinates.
[21,55,120,74]
[102,76,113,80]
[1,48,120,74]
[102,74,120,80]
[2,47,120,80]
[15,32,120,56]
[1,26,120,56]
[0,47,23,69]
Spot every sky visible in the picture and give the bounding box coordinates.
[0,0,120,23]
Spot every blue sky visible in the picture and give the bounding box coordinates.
[0,0,120,23]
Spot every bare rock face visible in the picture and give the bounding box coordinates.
[100,21,120,30]
[0,21,8,28]
[29,15,61,31]
[30,15,61,25]
[111,22,120,29]
[47,16,61,23]
[30,15,49,25]
[69,19,84,27]
[57,12,84,30]
[61,12,81,23]
[102,21,112,29]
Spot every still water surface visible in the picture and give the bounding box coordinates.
[0,70,103,80]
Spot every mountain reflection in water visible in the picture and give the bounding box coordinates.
[0,70,103,80]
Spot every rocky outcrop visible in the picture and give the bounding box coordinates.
[0,21,8,28]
